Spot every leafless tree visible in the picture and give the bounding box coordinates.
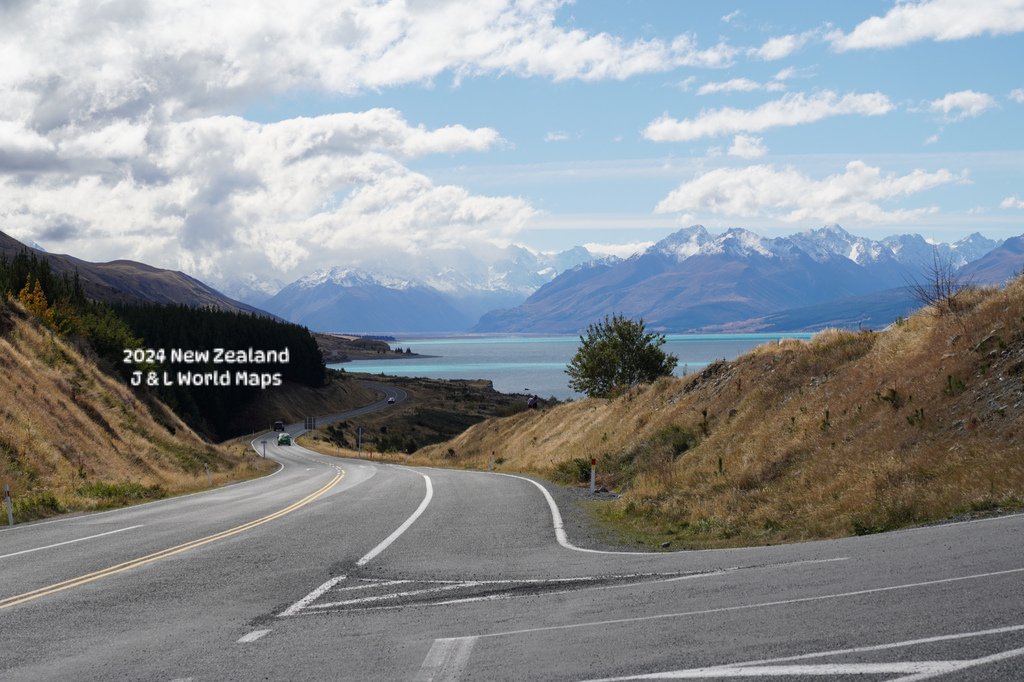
[906,247,974,316]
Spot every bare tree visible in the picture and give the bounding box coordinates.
[906,247,974,316]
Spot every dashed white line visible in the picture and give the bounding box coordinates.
[413,636,478,682]
[0,525,144,560]
[237,629,271,643]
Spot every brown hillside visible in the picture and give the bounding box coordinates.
[0,298,273,522]
[418,278,1024,548]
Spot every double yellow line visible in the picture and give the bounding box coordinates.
[1,470,344,610]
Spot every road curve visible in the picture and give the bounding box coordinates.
[1,385,1022,680]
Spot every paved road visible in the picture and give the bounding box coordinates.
[1,383,1022,680]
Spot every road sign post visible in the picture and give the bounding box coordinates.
[4,484,13,526]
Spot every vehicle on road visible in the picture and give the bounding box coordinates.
[387,396,396,404]
[277,433,291,445]
[272,420,285,431]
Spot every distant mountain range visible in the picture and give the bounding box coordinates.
[0,230,263,315]
[7,224,1022,335]
[474,225,1023,333]
[259,245,600,332]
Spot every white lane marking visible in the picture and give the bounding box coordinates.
[311,582,482,609]
[414,637,477,682]
[237,629,271,643]
[892,644,1024,681]
[463,565,1024,641]
[278,575,347,617]
[582,625,1024,680]
[0,525,144,560]
[355,468,433,566]
[277,466,433,617]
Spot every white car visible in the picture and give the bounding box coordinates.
[387,396,396,404]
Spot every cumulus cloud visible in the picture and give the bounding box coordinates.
[1001,196,1024,209]
[644,91,894,141]
[830,0,1024,51]
[0,109,532,284]
[727,134,767,159]
[929,90,997,120]
[654,160,960,224]
[1009,88,1024,103]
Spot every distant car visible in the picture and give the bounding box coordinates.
[277,433,292,446]
[272,421,285,431]
[387,396,396,404]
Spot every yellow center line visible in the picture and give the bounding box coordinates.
[0,470,344,610]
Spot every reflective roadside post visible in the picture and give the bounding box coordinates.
[261,440,267,457]
[590,458,596,494]
[4,484,13,526]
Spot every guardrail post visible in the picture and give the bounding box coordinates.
[4,484,13,526]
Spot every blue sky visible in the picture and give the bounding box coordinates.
[1,0,1022,287]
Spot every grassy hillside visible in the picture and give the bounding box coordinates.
[417,278,1024,548]
[0,298,274,522]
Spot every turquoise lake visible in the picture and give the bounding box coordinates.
[331,333,813,399]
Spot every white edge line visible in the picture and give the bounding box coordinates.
[494,472,656,555]
[278,575,347,617]
[237,629,272,643]
[355,468,433,566]
[0,524,144,560]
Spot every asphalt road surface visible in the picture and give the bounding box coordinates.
[1,383,1022,681]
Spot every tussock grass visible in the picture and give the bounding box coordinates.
[0,298,274,522]
[414,277,1024,548]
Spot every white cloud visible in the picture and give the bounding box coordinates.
[749,32,813,61]
[544,131,571,142]
[1001,196,1024,209]
[1009,88,1024,103]
[584,241,653,258]
[654,160,960,224]
[929,90,997,120]
[677,76,698,92]
[830,0,1024,51]
[644,91,893,141]
[722,10,742,24]
[0,109,533,284]
[697,76,786,96]
[924,133,940,145]
[728,134,767,159]
[0,0,739,132]
[774,67,796,81]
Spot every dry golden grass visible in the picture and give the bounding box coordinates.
[414,277,1024,548]
[0,299,274,522]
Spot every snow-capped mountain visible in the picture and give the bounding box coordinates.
[475,225,1017,333]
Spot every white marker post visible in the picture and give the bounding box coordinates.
[4,484,13,526]
[357,426,363,455]
[205,463,212,486]
[261,440,267,457]
[590,458,596,494]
